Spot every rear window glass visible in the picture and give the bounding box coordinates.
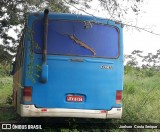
[33,19,119,58]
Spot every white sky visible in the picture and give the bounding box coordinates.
[124,0,160,55]
[68,0,160,55]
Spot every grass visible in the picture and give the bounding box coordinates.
[0,106,17,122]
[0,76,17,122]
[121,73,160,123]
[0,76,12,106]
[0,69,160,131]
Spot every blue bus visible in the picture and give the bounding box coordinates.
[12,9,123,119]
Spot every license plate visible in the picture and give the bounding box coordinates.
[66,95,84,102]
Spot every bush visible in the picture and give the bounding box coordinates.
[0,64,11,77]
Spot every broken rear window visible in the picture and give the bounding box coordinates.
[33,20,119,58]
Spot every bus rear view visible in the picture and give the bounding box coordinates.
[14,9,124,119]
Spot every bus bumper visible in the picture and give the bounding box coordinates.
[20,104,122,119]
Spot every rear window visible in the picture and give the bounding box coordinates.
[33,19,119,58]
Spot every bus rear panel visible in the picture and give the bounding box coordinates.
[13,11,123,119]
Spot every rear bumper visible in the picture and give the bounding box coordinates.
[20,104,122,119]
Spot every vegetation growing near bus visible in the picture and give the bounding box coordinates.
[0,77,12,106]
[123,66,160,123]
[27,28,42,83]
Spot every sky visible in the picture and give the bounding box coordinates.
[123,0,160,55]
[67,0,160,55]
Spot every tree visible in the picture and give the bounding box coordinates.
[0,0,70,64]
[125,49,160,71]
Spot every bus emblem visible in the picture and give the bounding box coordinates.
[101,65,112,69]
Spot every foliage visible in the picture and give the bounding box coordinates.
[121,71,160,124]
[0,77,12,105]
[67,0,143,17]
[0,0,70,66]
[0,45,14,65]
[26,28,42,83]
[125,49,160,70]
[0,64,10,77]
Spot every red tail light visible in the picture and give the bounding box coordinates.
[116,91,122,104]
[41,108,47,112]
[101,110,107,113]
[23,86,32,102]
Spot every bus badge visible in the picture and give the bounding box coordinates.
[101,65,112,69]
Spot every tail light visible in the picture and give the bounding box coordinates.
[116,91,122,104]
[23,86,32,102]
[101,110,107,113]
[41,108,47,112]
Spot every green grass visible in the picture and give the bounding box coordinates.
[121,72,160,123]
[0,76,12,106]
[0,76,16,122]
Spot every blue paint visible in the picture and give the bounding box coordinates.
[23,13,123,110]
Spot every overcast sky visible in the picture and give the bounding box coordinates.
[124,0,160,55]
[67,0,160,55]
